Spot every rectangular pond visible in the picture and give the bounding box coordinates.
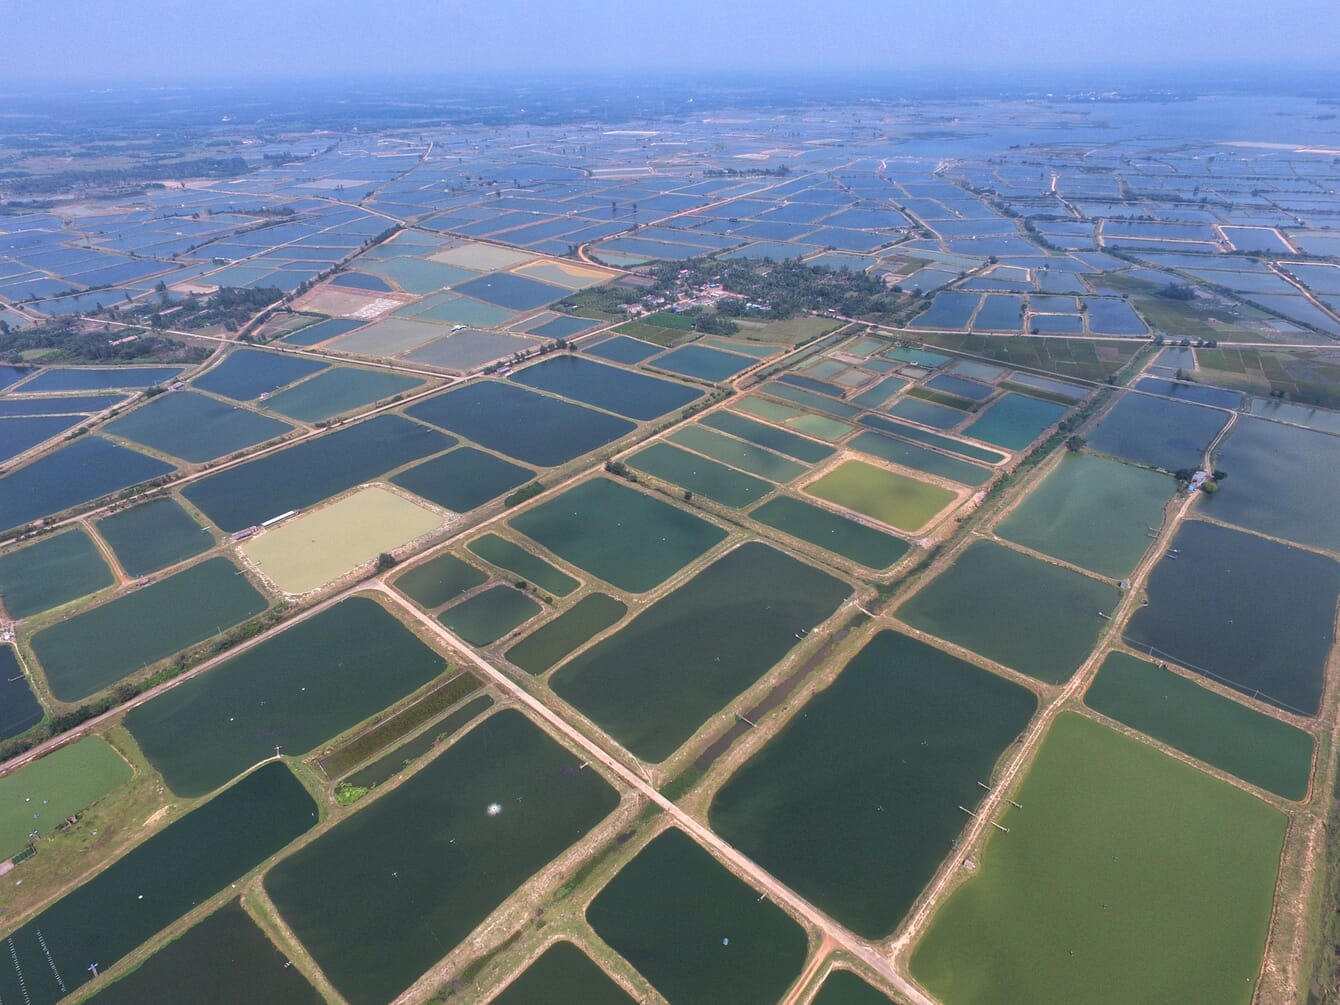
[510,355,701,421]
[750,495,910,570]
[805,459,957,534]
[668,424,806,482]
[105,390,294,463]
[1087,394,1229,472]
[850,431,993,487]
[469,533,579,597]
[439,584,542,646]
[0,528,112,620]
[628,441,774,508]
[94,497,211,577]
[505,594,628,675]
[488,941,634,1005]
[263,367,423,422]
[192,349,328,401]
[701,410,835,464]
[652,344,757,382]
[963,393,1069,450]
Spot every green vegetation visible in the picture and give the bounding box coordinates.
[343,696,492,790]
[806,459,958,532]
[918,333,1144,383]
[0,736,131,858]
[1196,346,1340,408]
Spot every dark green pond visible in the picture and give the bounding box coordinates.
[126,597,445,797]
[629,441,774,507]
[0,528,112,620]
[506,594,627,674]
[32,557,268,703]
[393,552,488,610]
[587,828,808,1004]
[391,446,533,513]
[510,477,726,593]
[0,644,43,740]
[95,497,211,577]
[750,495,910,570]
[85,900,324,1005]
[105,391,293,463]
[1124,520,1340,715]
[489,941,635,1005]
[439,585,542,645]
[510,355,701,421]
[812,970,898,1004]
[0,763,316,1005]
[850,431,993,487]
[553,542,852,762]
[469,533,579,596]
[344,695,493,789]
[182,415,453,532]
[710,631,1036,938]
[265,710,619,1005]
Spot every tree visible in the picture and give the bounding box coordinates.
[375,552,396,572]
[1065,434,1086,453]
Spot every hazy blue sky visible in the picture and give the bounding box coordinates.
[7,0,1339,81]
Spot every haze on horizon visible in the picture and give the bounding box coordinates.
[6,0,1339,85]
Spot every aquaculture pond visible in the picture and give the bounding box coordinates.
[0,645,43,741]
[452,271,567,310]
[910,714,1285,1005]
[32,557,268,703]
[407,381,633,467]
[0,437,175,534]
[265,710,619,1005]
[469,533,579,596]
[344,695,493,790]
[1134,377,1243,410]
[84,900,325,1005]
[282,317,365,346]
[0,763,316,1005]
[510,354,700,421]
[439,585,541,645]
[811,970,897,1005]
[750,495,910,570]
[1124,520,1340,715]
[849,431,993,487]
[263,366,423,422]
[1086,652,1313,800]
[583,335,663,365]
[0,528,111,620]
[963,393,1069,450]
[711,631,1036,937]
[509,477,726,593]
[392,443,535,512]
[0,736,130,859]
[1086,394,1228,472]
[505,593,627,674]
[95,497,211,577]
[652,343,756,381]
[126,597,444,797]
[1206,416,1340,552]
[702,409,835,463]
[859,413,1008,464]
[628,441,774,507]
[806,459,957,533]
[587,828,808,1005]
[0,414,83,463]
[489,941,634,1005]
[1085,297,1148,335]
[995,454,1170,578]
[669,424,807,481]
[888,397,964,430]
[17,366,183,392]
[182,414,452,532]
[192,348,327,401]
[105,390,294,463]
[761,380,862,418]
[898,540,1118,684]
[393,552,488,609]
[553,542,851,761]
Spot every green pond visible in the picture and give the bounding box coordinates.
[489,941,635,1005]
[910,714,1286,1005]
[345,695,493,790]
[629,441,774,507]
[898,541,1118,684]
[1205,416,1340,552]
[125,597,445,797]
[438,585,541,645]
[1124,520,1339,715]
[96,497,212,577]
[263,367,423,422]
[762,381,862,418]
[0,645,43,740]
[812,970,897,1004]
[407,381,633,467]
[105,390,293,463]
[506,593,627,674]
[701,410,835,463]
[669,424,807,481]
[391,446,533,513]
[265,710,619,1005]
[393,552,488,610]
[850,431,993,487]
[469,533,579,596]
[587,828,808,1005]
[510,355,701,421]
[889,396,965,430]
[182,415,453,532]
[787,413,854,441]
[964,392,1069,450]
[995,454,1171,578]
[859,414,1007,464]
[32,557,268,702]
[1086,652,1314,800]
[805,459,956,532]
[0,736,131,859]
[0,528,112,620]
[751,495,910,570]
[734,395,804,423]
[553,542,852,762]
[510,477,726,593]
[710,630,1036,938]
[85,900,324,1005]
[1087,394,1228,472]
[0,763,316,1005]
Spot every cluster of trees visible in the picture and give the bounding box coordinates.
[0,155,248,197]
[0,316,206,365]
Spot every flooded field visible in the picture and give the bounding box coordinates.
[911,714,1285,1005]
[126,597,444,796]
[710,631,1036,937]
[506,593,627,674]
[552,542,851,761]
[0,529,112,620]
[587,828,807,1004]
[265,710,618,1005]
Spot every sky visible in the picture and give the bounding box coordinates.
[6,0,1339,82]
